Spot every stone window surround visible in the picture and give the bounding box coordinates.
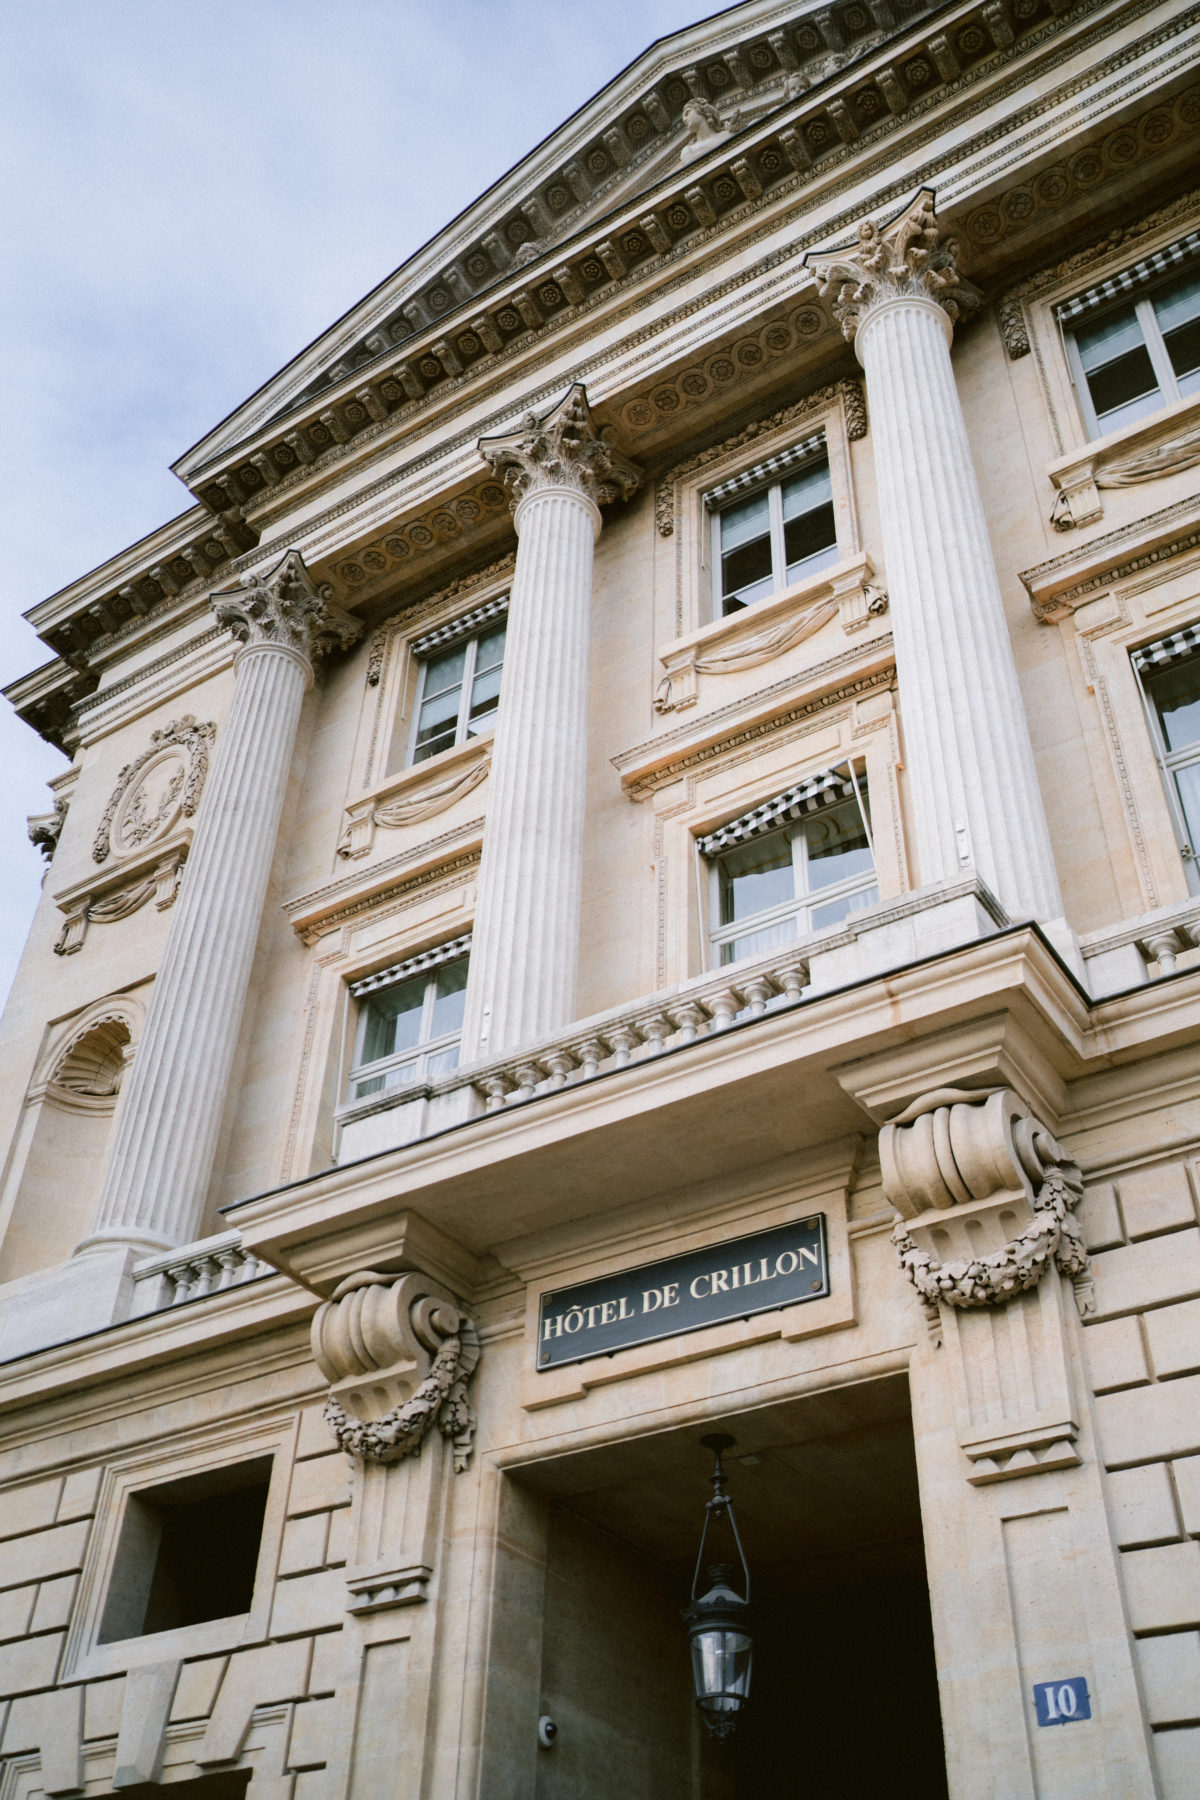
[1132,624,1200,891]
[355,562,514,796]
[1045,544,1200,922]
[62,1412,297,1683]
[1017,204,1200,479]
[281,869,479,1181]
[1061,257,1200,444]
[668,389,860,642]
[643,681,907,991]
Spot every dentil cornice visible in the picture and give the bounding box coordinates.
[479,383,641,511]
[811,187,982,342]
[212,549,363,666]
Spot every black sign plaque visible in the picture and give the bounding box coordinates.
[537,1216,828,1369]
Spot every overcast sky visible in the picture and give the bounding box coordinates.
[0,0,717,1006]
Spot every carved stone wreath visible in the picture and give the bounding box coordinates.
[93,716,215,865]
[892,1163,1088,1318]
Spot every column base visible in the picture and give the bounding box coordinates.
[0,1245,141,1362]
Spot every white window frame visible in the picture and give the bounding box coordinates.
[1063,265,1200,441]
[704,766,877,968]
[342,939,470,1107]
[408,604,507,766]
[707,437,838,621]
[1133,633,1200,896]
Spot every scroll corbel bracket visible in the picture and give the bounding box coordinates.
[312,1269,480,1470]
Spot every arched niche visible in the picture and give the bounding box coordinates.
[0,995,144,1284]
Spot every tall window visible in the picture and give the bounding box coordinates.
[1134,630,1200,896]
[709,442,837,616]
[346,942,470,1103]
[701,769,877,966]
[411,619,506,763]
[1063,261,1200,437]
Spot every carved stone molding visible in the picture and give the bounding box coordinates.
[338,744,491,860]
[653,553,884,713]
[480,383,641,512]
[312,1270,480,1471]
[27,794,69,863]
[812,189,983,344]
[654,377,866,536]
[54,841,189,956]
[883,1086,1088,1325]
[93,716,214,865]
[213,549,362,666]
[1048,404,1200,531]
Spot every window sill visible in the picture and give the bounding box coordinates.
[654,551,884,713]
[1047,390,1200,532]
[338,733,493,861]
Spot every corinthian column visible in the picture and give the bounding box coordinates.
[84,551,360,1256]
[460,385,640,1061]
[813,191,1063,926]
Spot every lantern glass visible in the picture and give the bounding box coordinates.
[690,1625,753,1725]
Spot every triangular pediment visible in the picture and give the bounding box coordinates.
[174,0,933,488]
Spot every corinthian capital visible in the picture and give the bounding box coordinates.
[811,189,982,344]
[213,549,362,666]
[479,382,641,511]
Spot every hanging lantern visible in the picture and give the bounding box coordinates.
[683,1432,754,1740]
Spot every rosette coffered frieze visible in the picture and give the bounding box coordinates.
[479,382,641,515]
[213,549,362,669]
[812,189,982,345]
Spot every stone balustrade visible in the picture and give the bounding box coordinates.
[129,1229,268,1316]
[1079,899,1200,995]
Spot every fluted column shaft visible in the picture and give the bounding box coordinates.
[85,551,359,1255]
[856,298,1061,920]
[461,487,600,1060]
[815,192,1062,925]
[461,384,640,1062]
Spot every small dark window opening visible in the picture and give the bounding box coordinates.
[99,1457,272,1643]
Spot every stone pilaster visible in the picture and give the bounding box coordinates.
[813,191,1064,927]
[460,384,640,1061]
[83,551,360,1257]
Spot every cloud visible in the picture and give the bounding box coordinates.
[0,0,707,1006]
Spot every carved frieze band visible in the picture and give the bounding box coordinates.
[312,1270,480,1471]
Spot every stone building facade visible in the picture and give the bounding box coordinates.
[2,0,1200,1793]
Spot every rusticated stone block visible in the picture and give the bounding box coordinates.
[1107,1463,1181,1547]
[1119,1163,1197,1240]
[1136,1630,1200,1724]
[1122,1541,1200,1632]
[1084,1315,1150,1391]
[1090,1232,1200,1321]
[1145,1296,1200,1379]
[1098,1374,1200,1467]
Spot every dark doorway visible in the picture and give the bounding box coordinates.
[498,1371,947,1800]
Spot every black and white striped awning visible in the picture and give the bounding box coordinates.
[1131,624,1200,675]
[410,596,508,660]
[1055,232,1200,328]
[350,933,471,999]
[703,432,826,510]
[697,767,856,857]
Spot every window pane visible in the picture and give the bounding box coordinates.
[1076,307,1160,426]
[426,1045,461,1078]
[1174,761,1200,854]
[810,885,879,931]
[1153,269,1200,337]
[781,461,832,519]
[719,490,770,551]
[430,959,469,1038]
[1145,654,1200,753]
[468,643,505,735]
[474,621,506,674]
[420,644,469,698]
[718,831,794,924]
[415,689,464,761]
[720,916,798,965]
[802,800,874,891]
[360,974,426,1066]
[783,505,838,583]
